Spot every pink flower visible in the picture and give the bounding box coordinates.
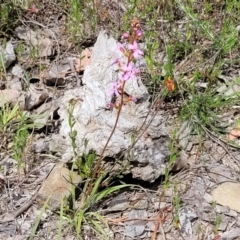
[122,62,133,72]
[122,32,129,39]
[133,66,140,76]
[110,81,121,96]
[128,41,143,58]
[121,62,135,81]
[136,30,143,37]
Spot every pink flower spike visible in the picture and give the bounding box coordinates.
[110,81,121,96]
[128,41,143,58]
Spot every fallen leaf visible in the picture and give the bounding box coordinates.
[166,77,175,92]
[75,48,92,72]
[227,128,240,141]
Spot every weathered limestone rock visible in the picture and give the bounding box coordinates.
[0,42,16,68]
[54,31,170,182]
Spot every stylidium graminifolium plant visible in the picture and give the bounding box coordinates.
[91,17,144,181]
[73,19,145,238]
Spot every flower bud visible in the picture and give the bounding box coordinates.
[136,30,143,37]
[128,96,137,103]
[123,32,129,39]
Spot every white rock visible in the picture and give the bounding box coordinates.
[0,42,16,68]
[203,192,213,203]
[11,64,24,78]
[55,31,170,182]
[212,182,240,213]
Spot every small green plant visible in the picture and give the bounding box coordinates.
[29,45,40,62]
[164,45,174,80]
[180,85,240,135]
[15,41,25,61]
[67,0,83,38]
[29,195,51,240]
[213,215,222,235]
[164,129,178,189]
[12,126,29,169]
[21,69,31,91]
[0,51,7,77]
[0,103,44,169]
[0,103,20,132]
[0,1,21,35]
[212,200,217,209]
[68,100,78,159]
[67,100,130,239]
[180,91,219,134]
[66,0,98,42]
[172,181,181,227]
[0,0,30,37]
[57,198,65,240]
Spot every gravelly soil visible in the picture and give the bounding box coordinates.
[1,1,240,240]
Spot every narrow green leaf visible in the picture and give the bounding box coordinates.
[29,196,50,240]
[76,209,84,238]
[95,184,131,203]
[89,219,108,239]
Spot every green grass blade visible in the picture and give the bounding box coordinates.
[76,209,84,238]
[29,196,50,240]
[57,198,64,240]
[95,184,132,203]
[2,104,19,126]
[88,172,107,200]
[88,219,109,239]
[86,211,108,228]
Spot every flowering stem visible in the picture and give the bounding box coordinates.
[92,80,126,180]
[85,17,142,198]
[92,44,135,178]
[84,81,126,199]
